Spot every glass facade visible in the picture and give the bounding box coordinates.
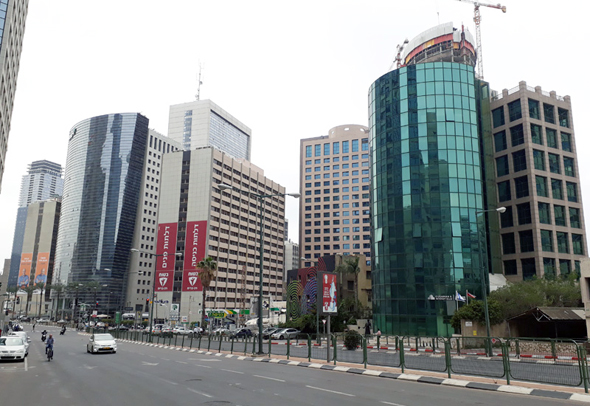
[209,111,250,160]
[369,62,493,336]
[53,113,148,309]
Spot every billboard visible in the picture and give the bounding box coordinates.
[155,222,178,292]
[182,220,207,292]
[319,272,337,314]
[34,252,50,284]
[18,253,33,287]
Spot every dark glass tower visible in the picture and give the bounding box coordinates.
[53,113,148,311]
[369,24,498,337]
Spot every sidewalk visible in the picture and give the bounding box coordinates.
[113,334,590,403]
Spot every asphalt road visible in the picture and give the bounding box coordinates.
[0,326,576,406]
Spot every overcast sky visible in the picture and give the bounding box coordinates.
[0,0,586,267]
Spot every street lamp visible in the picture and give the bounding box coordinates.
[219,183,300,355]
[475,206,505,355]
[130,248,182,342]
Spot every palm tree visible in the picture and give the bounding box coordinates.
[6,286,18,316]
[48,283,66,320]
[335,256,361,311]
[21,285,37,317]
[35,282,46,317]
[197,257,218,329]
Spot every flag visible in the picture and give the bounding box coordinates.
[455,291,466,302]
[467,292,476,299]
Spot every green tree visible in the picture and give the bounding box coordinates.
[450,298,503,330]
[335,256,361,311]
[197,257,218,329]
[21,285,37,317]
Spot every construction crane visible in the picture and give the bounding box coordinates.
[457,0,506,79]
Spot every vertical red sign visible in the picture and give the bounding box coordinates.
[320,272,338,314]
[155,223,178,292]
[182,221,207,292]
[34,252,50,284]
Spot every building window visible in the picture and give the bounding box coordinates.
[543,258,556,278]
[492,107,505,128]
[554,205,566,226]
[546,128,558,149]
[563,157,575,176]
[556,232,569,253]
[560,259,571,277]
[501,233,516,254]
[510,124,524,147]
[496,155,509,177]
[572,234,584,255]
[536,176,548,197]
[342,141,349,153]
[519,230,534,252]
[500,206,513,228]
[494,131,507,152]
[566,182,578,202]
[528,99,540,120]
[551,179,563,200]
[548,153,560,174]
[561,132,572,152]
[324,143,330,156]
[306,146,312,158]
[517,203,532,225]
[531,123,543,145]
[498,181,511,202]
[538,202,551,224]
[533,150,545,171]
[558,108,570,128]
[352,139,359,152]
[514,176,529,198]
[508,99,522,122]
[512,150,527,172]
[543,103,555,124]
[569,207,581,228]
[522,258,537,280]
[504,260,517,275]
[541,230,553,252]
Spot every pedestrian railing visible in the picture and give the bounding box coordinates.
[113,330,590,393]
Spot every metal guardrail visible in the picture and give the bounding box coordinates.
[112,330,590,393]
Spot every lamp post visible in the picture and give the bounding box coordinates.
[130,248,182,342]
[219,183,300,355]
[475,206,505,355]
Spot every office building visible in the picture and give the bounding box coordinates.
[490,82,586,280]
[8,159,63,287]
[0,0,28,190]
[369,23,499,336]
[167,99,251,160]
[125,129,181,313]
[157,146,287,325]
[283,239,299,294]
[52,113,152,312]
[299,125,371,268]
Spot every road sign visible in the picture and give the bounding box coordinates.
[181,316,188,323]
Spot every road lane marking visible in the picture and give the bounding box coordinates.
[306,385,355,397]
[222,369,244,374]
[175,361,188,364]
[254,375,285,382]
[187,387,212,398]
[159,378,178,386]
[196,364,212,368]
[381,402,406,406]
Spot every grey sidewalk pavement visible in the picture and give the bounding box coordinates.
[111,334,590,403]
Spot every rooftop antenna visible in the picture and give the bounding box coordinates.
[196,63,203,100]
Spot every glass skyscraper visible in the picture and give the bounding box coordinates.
[52,113,149,310]
[369,24,498,336]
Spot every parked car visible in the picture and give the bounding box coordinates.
[262,328,279,339]
[8,331,30,353]
[173,326,189,334]
[0,336,27,361]
[271,328,300,340]
[87,333,117,354]
[230,328,253,339]
[36,318,50,323]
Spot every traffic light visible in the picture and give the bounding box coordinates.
[95,301,99,308]
[146,298,150,305]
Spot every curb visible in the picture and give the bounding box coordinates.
[112,337,590,403]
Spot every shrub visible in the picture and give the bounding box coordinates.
[344,330,362,350]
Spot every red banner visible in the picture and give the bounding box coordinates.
[320,272,338,314]
[34,252,50,284]
[18,253,33,287]
[182,221,207,292]
[155,222,178,292]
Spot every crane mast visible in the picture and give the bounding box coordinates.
[457,0,506,79]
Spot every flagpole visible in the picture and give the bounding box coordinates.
[466,290,469,305]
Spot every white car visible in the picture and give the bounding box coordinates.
[0,336,27,361]
[37,318,50,323]
[8,331,30,353]
[87,333,117,354]
[172,326,189,334]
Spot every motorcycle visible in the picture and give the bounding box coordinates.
[41,332,47,342]
[59,328,66,335]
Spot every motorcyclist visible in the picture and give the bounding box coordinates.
[45,334,54,355]
[41,329,48,342]
[60,325,66,335]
